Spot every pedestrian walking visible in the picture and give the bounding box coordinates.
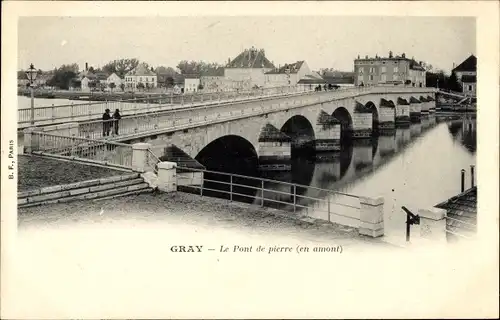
[102,108,112,137]
[113,108,122,135]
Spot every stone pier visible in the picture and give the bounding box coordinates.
[396,98,411,127]
[419,96,430,116]
[409,96,422,123]
[352,101,373,138]
[314,110,341,152]
[378,98,396,132]
[258,123,292,171]
[427,95,436,113]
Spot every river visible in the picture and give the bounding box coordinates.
[196,115,476,245]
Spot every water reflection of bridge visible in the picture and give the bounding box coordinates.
[253,114,442,211]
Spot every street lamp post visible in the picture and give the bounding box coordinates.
[25,63,38,126]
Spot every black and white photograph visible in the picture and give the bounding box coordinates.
[1,1,498,319]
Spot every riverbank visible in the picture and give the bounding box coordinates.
[18,191,394,249]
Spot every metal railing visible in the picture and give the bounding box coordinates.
[73,85,429,141]
[30,132,134,169]
[18,86,314,126]
[175,166,362,225]
[146,148,161,174]
[18,85,438,128]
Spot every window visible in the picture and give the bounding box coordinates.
[468,85,472,91]
[370,67,375,73]
[369,75,374,81]
[358,75,363,83]
[394,74,399,81]
[381,74,387,82]
[394,66,399,72]
[359,68,364,74]
[381,66,387,73]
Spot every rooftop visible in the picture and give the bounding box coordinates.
[227,47,275,69]
[265,61,305,75]
[126,63,156,77]
[435,186,477,239]
[453,55,477,72]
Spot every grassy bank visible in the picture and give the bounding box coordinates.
[18,155,129,191]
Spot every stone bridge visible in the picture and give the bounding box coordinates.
[110,87,437,171]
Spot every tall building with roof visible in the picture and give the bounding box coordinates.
[225,47,275,90]
[354,52,426,87]
[452,54,476,96]
[264,61,311,87]
[125,63,157,91]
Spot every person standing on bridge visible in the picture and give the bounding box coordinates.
[113,109,122,135]
[102,108,112,137]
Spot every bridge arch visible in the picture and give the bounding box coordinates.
[332,106,353,140]
[279,115,315,152]
[365,101,379,132]
[195,135,259,175]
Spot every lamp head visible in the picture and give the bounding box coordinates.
[25,63,38,82]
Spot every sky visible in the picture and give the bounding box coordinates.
[18,16,476,73]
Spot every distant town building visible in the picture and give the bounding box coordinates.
[452,54,476,96]
[354,52,426,87]
[125,63,157,91]
[264,61,311,87]
[321,70,355,87]
[296,72,327,91]
[225,47,275,90]
[106,73,123,90]
[184,74,201,93]
[200,67,227,92]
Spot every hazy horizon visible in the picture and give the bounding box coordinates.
[18,16,476,73]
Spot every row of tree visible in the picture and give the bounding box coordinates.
[426,71,463,92]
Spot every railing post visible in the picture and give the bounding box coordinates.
[230,175,233,202]
[131,142,151,172]
[293,185,297,212]
[470,165,475,188]
[461,169,466,192]
[327,196,331,222]
[157,162,177,193]
[261,180,264,206]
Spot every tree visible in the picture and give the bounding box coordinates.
[109,82,116,92]
[176,60,223,75]
[426,71,448,88]
[102,58,141,78]
[166,76,175,87]
[120,83,125,92]
[145,83,150,91]
[447,71,462,92]
[198,84,204,90]
[136,82,145,91]
[88,66,95,73]
[88,80,97,92]
[46,63,79,89]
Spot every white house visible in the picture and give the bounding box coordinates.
[452,55,477,96]
[224,47,275,90]
[184,74,201,93]
[106,73,123,91]
[125,63,157,91]
[264,61,311,88]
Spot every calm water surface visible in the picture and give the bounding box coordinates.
[198,115,476,244]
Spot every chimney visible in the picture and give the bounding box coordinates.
[402,53,406,58]
[389,51,393,58]
[85,62,88,71]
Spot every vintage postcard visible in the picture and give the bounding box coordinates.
[1,1,498,318]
